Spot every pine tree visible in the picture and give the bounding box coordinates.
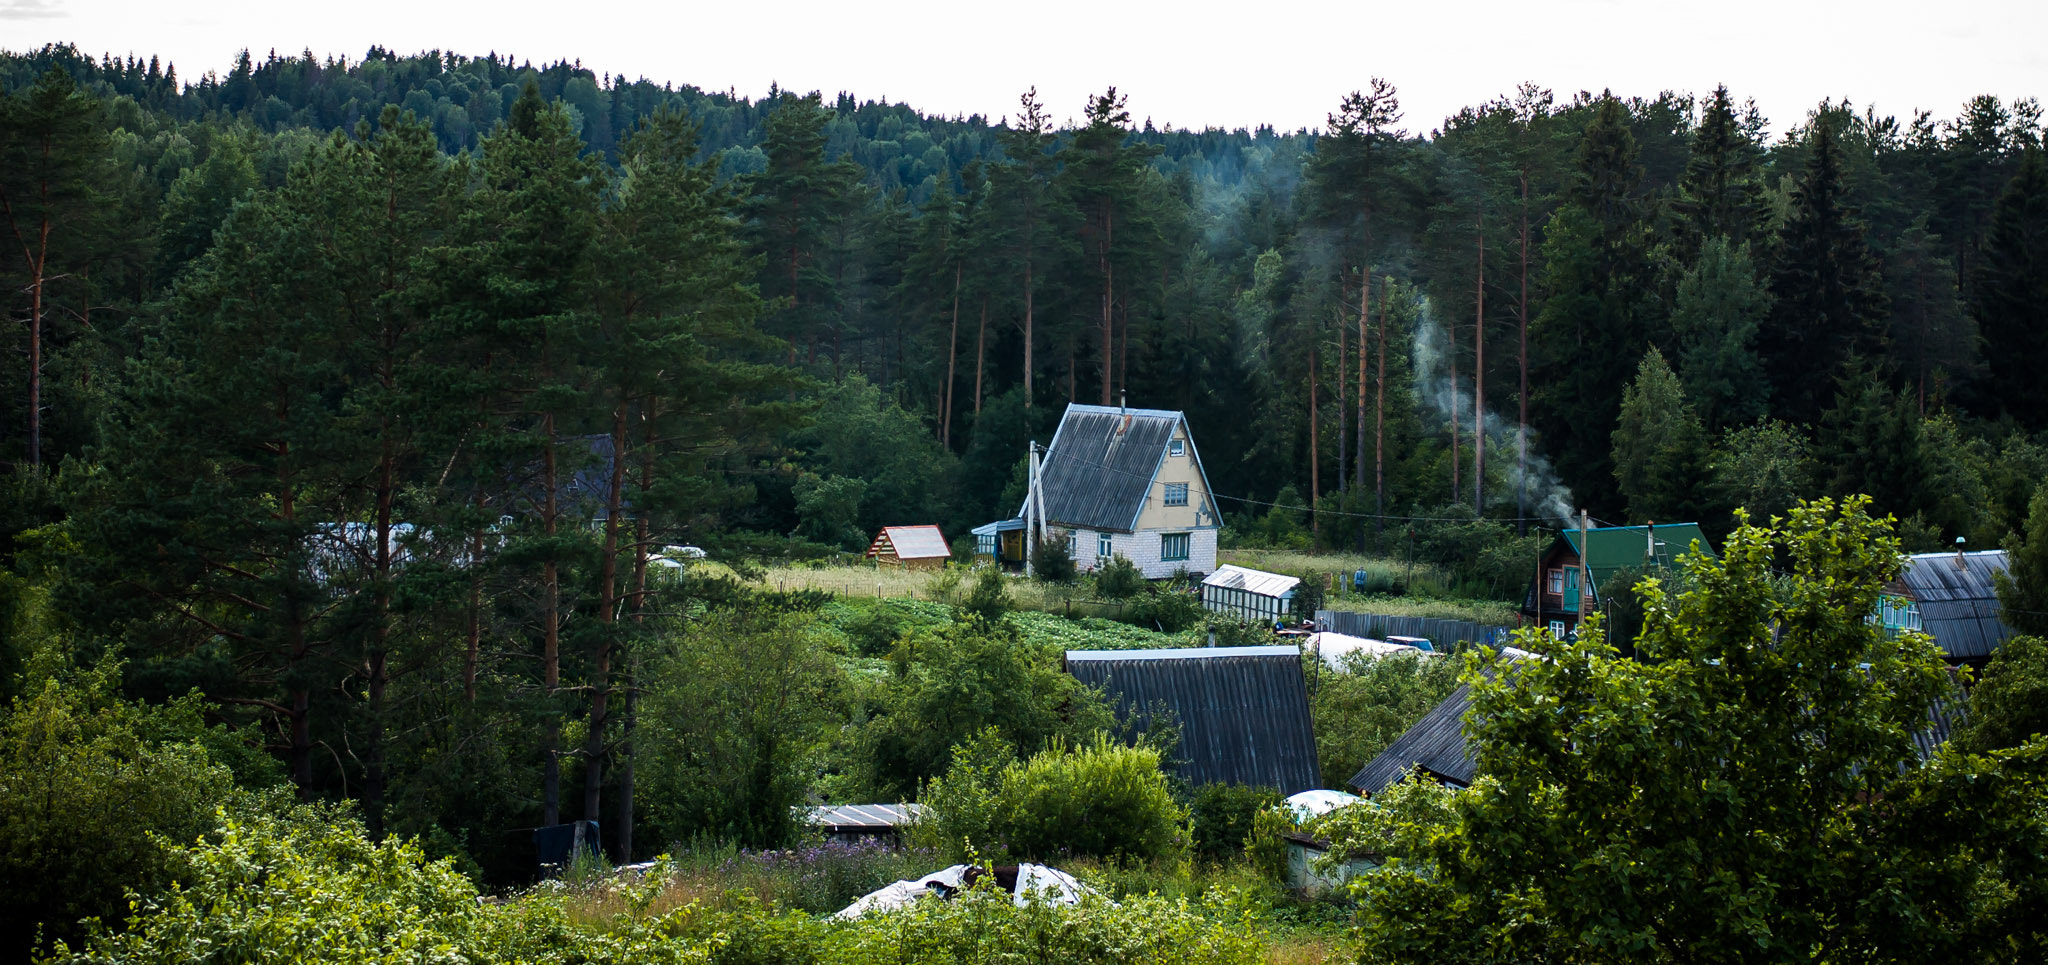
[0,67,115,467]
[1058,87,1161,405]
[1816,365,1930,521]
[1973,148,2048,428]
[739,92,860,373]
[1761,118,1890,424]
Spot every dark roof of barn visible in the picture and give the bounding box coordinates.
[1027,404,1189,533]
[1899,550,2014,661]
[1349,652,1533,795]
[1351,655,1971,796]
[1065,646,1321,794]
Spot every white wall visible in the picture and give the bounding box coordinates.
[1065,527,1217,580]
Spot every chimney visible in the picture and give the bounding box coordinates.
[1955,536,1967,570]
[1118,391,1131,434]
[1646,521,1655,565]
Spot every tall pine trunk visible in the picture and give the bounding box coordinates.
[1518,171,1531,533]
[1355,267,1369,510]
[1376,285,1388,533]
[582,400,629,830]
[943,263,960,447]
[1474,219,1485,515]
[1309,341,1320,543]
[541,410,561,828]
[1098,204,1115,405]
[974,294,988,418]
[1336,303,1347,493]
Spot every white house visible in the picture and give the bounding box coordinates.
[1012,403,1222,579]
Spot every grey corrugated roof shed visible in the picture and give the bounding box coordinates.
[1900,550,2014,661]
[1065,646,1321,794]
[1026,404,1204,533]
[1352,656,1970,797]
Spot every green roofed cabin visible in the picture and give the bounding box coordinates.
[1521,522,1714,638]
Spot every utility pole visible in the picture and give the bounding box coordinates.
[1025,442,1040,577]
[1578,509,1592,625]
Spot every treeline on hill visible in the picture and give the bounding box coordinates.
[4,38,2048,946]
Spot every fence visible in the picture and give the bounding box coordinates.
[1314,610,1517,649]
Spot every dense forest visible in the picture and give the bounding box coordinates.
[5,40,2048,962]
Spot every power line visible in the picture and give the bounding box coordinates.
[1030,440,1576,527]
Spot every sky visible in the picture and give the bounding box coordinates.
[6,0,2044,140]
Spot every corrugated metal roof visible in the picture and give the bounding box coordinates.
[876,525,951,560]
[1027,404,1204,533]
[804,803,926,829]
[1064,646,1321,794]
[1351,657,1971,796]
[1203,564,1301,597]
[1349,652,1533,795]
[1900,550,2014,660]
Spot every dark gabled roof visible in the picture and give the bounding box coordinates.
[1349,651,1534,795]
[1350,654,1970,796]
[1065,646,1321,794]
[1899,550,2014,661]
[1025,404,1211,533]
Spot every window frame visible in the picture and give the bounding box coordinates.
[1161,532,1191,562]
[1098,532,1113,559]
[1169,438,1186,457]
[1164,482,1189,507]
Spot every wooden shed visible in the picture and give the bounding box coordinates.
[865,525,951,570]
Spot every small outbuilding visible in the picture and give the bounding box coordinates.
[802,803,927,844]
[866,525,951,570]
[1884,549,2016,666]
[971,517,1027,569]
[1201,565,1301,623]
[1065,645,1321,794]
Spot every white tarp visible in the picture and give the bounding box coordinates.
[834,863,1094,919]
[1307,632,1423,669]
[1283,788,1364,823]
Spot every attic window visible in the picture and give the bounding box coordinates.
[1547,568,1564,594]
[1165,482,1189,507]
[1169,438,1186,457]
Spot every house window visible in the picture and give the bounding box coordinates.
[1161,533,1190,561]
[1546,568,1564,594]
[1164,482,1189,507]
[1169,438,1185,457]
[1098,532,1113,559]
[1548,620,1566,640]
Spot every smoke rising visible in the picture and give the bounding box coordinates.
[1411,296,1575,524]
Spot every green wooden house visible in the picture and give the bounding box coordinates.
[1520,522,1714,638]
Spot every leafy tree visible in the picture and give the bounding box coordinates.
[1762,117,1890,423]
[1951,635,2048,755]
[1708,419,1815,530]
[1611,347,1708,524]
[1995,485,2048,638]
[1668,237,1770,430]
[852,618,1109,800]
[1341,498,1957,964]
[1094,553,1144,600]
[1309,649,1462,788]
[1972,148,2048,428]
[640,608,846,848]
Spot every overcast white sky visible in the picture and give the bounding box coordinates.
[6,0,2044,139]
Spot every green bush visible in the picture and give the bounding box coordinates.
[1127,584,1205,632]
[961,566,1013,622]
[1,661,259,956]
[1186,783,1282,863]
[917,734,1189,864]
[1094,554,1145,600]
[1031,535,1076,583]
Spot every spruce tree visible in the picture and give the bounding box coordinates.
[1761,118,1890,424]
[1669,238,1771,430]
[1531,94,1656,511]
[1611,348,1707,524]
[1973,148,2048,428]
[1671,84,1767,264]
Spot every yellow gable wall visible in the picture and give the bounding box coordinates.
[1132,427,1212,531]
